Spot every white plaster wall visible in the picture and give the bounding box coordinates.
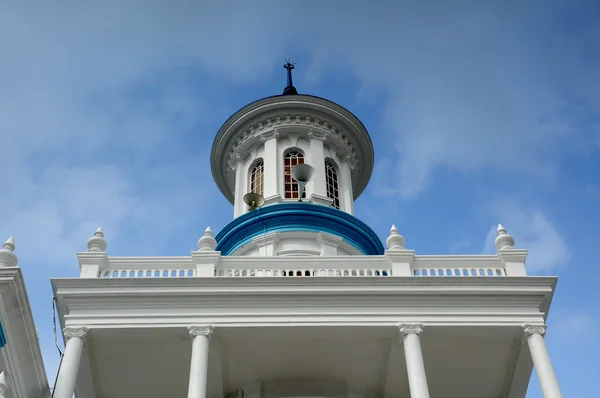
[231,231,361,257]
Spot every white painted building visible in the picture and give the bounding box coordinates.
[51,64,562,398]
[0,238,50,398]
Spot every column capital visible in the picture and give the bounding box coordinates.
[188,325,215,339]
[523,324,547,337]
[397,323,424,339]
[63,326,88,340]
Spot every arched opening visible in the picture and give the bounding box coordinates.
[284,150,305,199]
[249,160,264,197]
[325,159,340,209]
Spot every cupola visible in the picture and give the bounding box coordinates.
[211,61,383,257]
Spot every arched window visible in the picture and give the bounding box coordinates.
[250,160,264,197]
[325,160,340,209]
[284,151,305,199]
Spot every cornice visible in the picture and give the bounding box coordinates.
[51,275,558,290]
[211,95,374,204]
[0,268,50,397]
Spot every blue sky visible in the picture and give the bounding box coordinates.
[1,1,599,396]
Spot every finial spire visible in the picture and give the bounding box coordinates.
[386,225,406,250]
[282,58,298,96]
[198,226,217,251]
[87,226,107,252]
[0,371,8,394]
[494,223,515,250]
[0,237,18,267]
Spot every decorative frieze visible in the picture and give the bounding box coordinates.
[225,113,359,172]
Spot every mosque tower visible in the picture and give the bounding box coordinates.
[211,61,383,257]
[48,62,562,398]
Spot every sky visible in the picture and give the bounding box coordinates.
[1,0,599,396]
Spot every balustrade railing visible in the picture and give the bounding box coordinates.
[411,256,506,277]
[95,255,509,278]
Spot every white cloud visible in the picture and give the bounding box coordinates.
[482,200,570,273]
[549,310,594,339]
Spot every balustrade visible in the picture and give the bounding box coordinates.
[91,255,512,278]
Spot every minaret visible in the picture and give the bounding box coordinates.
[212,61,382,257]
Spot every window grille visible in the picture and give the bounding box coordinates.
[325,161,340,209]
[250,161,264,197]
[284,151,305,199]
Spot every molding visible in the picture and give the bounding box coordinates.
[308,129,327,141]
[308,193,334,207]
[52,276,556,328]
[215,202,385,256]
[498,249,528,263]
[0,268,50,398]
[263,194,283,206]
[252,231,281,247]
[63,326,88,340]
[259,130,279,142]
[228,153,248,171]
[188,325,215,339]
[316,232,344,246]
[211,95,374,204]
[385,250,416,262]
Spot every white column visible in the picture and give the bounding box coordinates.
[339,156,355,215]
[53,327,88,398]
[233,154,247,218]
[308,130,327,198]
[398,324,430,398]
[261,131,279,199]
[523,325,563,398]
[187,325,214,398]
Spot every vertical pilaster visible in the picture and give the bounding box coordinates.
[54,327,88,398]
[398,324,430,398]
[187,326,214,398]
[233,154,247,218]
[339,155,355,215]
[308,130,327,198]
[261,130,279,199]
[523,325,562,398]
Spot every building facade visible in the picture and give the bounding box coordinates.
[51,65,563,398]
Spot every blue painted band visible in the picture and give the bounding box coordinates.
[215,203,384,256]
[0,321,6,347]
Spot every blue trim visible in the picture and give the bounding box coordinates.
[0,321,6,347]
[215,203,384,256]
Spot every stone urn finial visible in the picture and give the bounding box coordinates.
[87,226,107,252]
[495,224,515,250]
[198,227,217,251]
[386,225,406,250]
[0,237,18,267]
